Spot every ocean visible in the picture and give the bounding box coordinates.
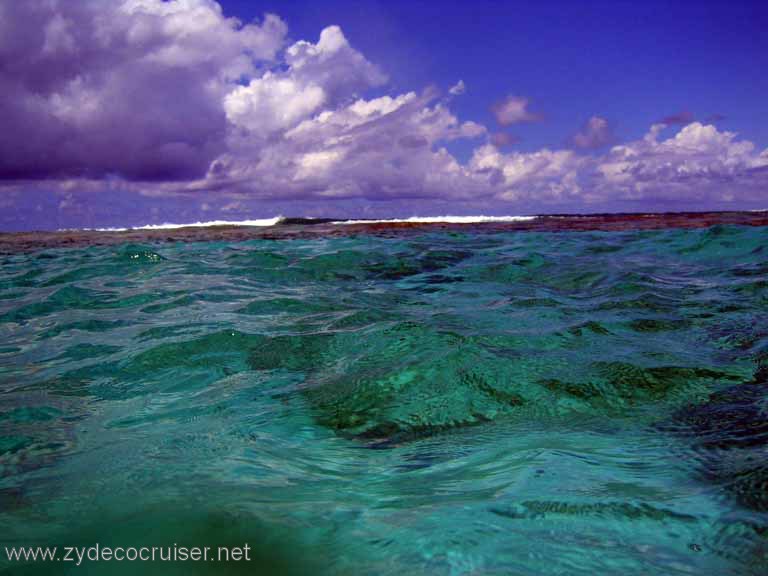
[1,212,767,575]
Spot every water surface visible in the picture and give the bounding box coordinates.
[1,220,767,574]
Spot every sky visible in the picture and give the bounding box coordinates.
[0,0,767,231]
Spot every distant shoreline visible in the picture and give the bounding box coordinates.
[2,211,767,254]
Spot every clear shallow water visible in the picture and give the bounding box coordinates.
[1,224,767,575]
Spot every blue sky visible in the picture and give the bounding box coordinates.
[0,0,766,230]
[232,0,768,154]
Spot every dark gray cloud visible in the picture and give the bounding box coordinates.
[571,116,614,149]
[489,132,520,148]
[660,110,694,126]
[491,95,541,125]
[0,0,285,181]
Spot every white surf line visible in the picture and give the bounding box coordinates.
[82,216,285,232]
[331,215,537,225]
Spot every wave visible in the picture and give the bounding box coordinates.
[332,215,537,225]
[87,216,285,232]
[74,215,536,232]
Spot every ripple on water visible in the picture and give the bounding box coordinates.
[1,226,768,575]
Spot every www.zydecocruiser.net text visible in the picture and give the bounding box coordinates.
[5,543,252,565]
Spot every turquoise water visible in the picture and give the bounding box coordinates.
[1,224,767,574]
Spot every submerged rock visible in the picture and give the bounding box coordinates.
[540,362,735,412]
[248,333,335,372]
[665,354,768,512]
[244,323,535,443]
[245,322,729,446]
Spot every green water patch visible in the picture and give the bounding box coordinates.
[0,268,44,290]
[238,297,339,317]
[29,331,267,400]
[490,500,698,523]
[676,225,760,258]
[241,246,479,285]
[1,286,184,324]
[52,343,122,362]
[464,252,548,284]
[0,435,34,456]
[1,505,324,576]
[595,291,683,313]
[542,363,741,411]
[626,318,692,333]
[140,294,200,314]
[39,245,165,287]
[0,406,62,423]
[225,248,291,269]
[120,330,259,378]
[37,319,127,340]
[140,290,251,314]
[1,286,102,323]
[136,323,214,342]
[0,291,26,301]
[328,308,398,331]
[566,320,613,337]
[248,332,336,372]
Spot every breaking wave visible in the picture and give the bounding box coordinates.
[84,216,286,231]
[333,215,537,224]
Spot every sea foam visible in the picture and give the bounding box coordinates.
[332,215,537,224]
[74,215,536,232]
[87,216,285,232]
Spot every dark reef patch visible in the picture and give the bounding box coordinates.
[663,355,768,512]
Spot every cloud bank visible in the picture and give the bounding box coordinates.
[0,0,766,227]
[0,0,285,181]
